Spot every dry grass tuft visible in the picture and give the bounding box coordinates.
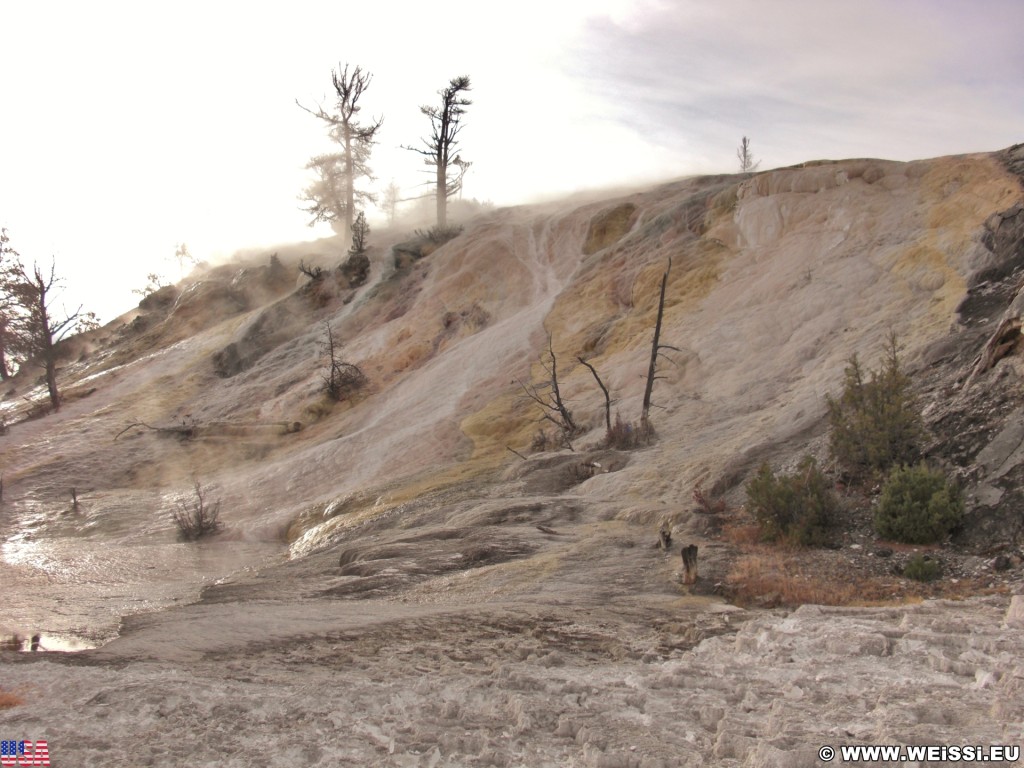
[723,549,1004,609]
[725,552,866,607]
[604,414,655,450]
[0,689,25,709]
[303,396,337,423]
[720,519,763,547]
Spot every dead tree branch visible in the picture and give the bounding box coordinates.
[322,322,366,401]
[516,335,578,448]
[577,356,612,433]
[114,420,197,441]
[172,479,222,541]
[506,446,528,461]
[642,258,676,424]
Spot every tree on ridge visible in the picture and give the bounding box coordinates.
[737,136,760,173]
[298,63,383,241]
[403,75,472,228]
[1,247,98,411]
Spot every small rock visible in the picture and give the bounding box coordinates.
[874,548,894,558]
[1005,595,1024,627]
[991,555,1012,572]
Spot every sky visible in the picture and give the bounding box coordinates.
[1,0,1022,322]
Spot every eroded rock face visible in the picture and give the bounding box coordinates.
[228,260,294,303]
[137,284,179,312]
[169,279,248,324]
[212,296,308,378]
[975,204,1024,286]
[583,202,637,254]
[910,152,1024,546]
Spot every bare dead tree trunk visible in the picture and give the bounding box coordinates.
[43,353,60,412]
[681,544,699,585]
[2,257,97,413]
[437,130,448,228]
[658,523,672,550]
[546,338,575,435]
[403,76,471,229]
[296,64,383,239]
[642,260,674,424]
[737,136,760,173]
[518,335,578,448]
[966,316,1022,388]
[26,266,62,410]
[321,322,366,401]
[578,356,612,433]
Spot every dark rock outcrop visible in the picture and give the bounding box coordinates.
[212,297,307,378]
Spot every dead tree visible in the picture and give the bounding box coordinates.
[403,75,472,228]
[381,180,401,225]
[115,419,199,441]
[737,136,760,173]
[658,522,673,550]
[172,480,222,541]
[349,211,370,256]
[297,64,383,241]
[965,315,1022,389]
[0,228,18,380]
[641,259,681,425]
[298,260,325,280]
[517,335,578,448]
[322,322,366,401]
[1,255,98,412]
[681,544,699,585]
[577,356,612,433]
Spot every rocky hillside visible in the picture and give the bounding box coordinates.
[2,146,1024,765]
[6,147,1024,551]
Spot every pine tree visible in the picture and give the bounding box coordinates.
[298,64,383,240]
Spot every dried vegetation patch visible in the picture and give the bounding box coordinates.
[717,523,1012,609]
[0,688,25,709]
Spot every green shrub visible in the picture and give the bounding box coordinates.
[745,457,838,547]
[827,334,923,478]
[874,463,963,544]
[902,554,941,582]
[413,224,464,245]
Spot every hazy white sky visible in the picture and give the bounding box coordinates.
[2,0,1022,321]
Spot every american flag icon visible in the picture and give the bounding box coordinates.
[0,740,49,766]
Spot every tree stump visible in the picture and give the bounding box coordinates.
[681,544,699,585]
[658,523,673,550]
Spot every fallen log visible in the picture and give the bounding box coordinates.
[115,420,302,441]
[114,421,196,441]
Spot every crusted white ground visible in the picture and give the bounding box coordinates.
[1,594,1022,767]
